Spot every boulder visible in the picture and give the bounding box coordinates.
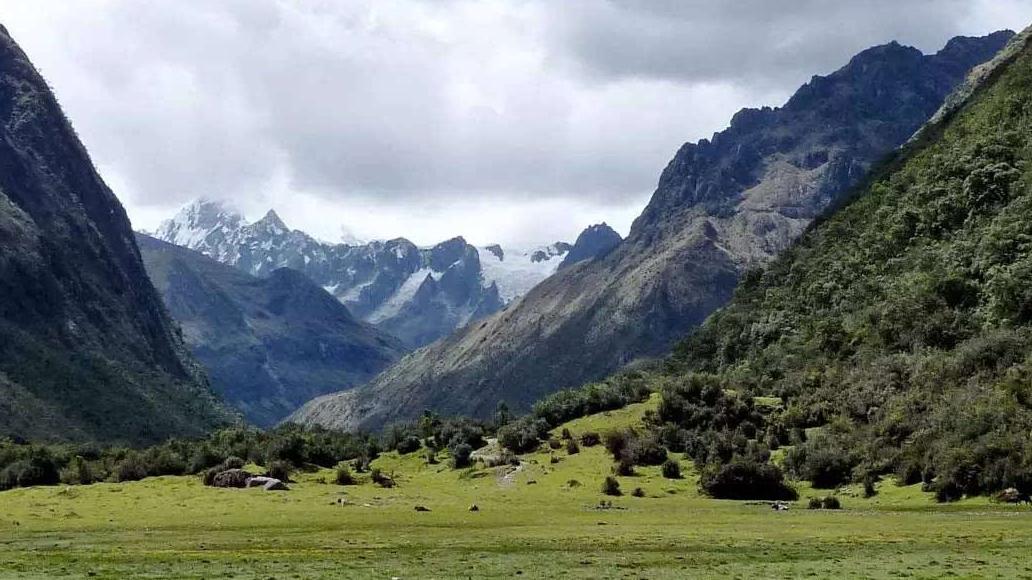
[211,469,252,488]
[263,479,289,491]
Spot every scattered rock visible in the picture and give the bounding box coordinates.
[263,479,289,491]
[244,476,276,488]
[468,504,479,512]
[995,487,1031,504]
[211,469,252,488]
[414,505,431,512]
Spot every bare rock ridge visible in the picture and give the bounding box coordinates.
[288,30,1015,432]
[0,25,233,443]
[155,201,587,348]
[136,234,406,427]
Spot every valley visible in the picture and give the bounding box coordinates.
[1,400,1030,579]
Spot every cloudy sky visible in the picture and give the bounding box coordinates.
[5,1,1032,246]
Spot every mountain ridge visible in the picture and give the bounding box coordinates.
[289,30,1015,432]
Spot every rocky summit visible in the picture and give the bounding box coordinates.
[289,30,1015,432]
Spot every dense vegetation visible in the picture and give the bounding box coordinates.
[0,425,377,491]
[663,33,1032,501]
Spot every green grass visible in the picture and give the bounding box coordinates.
[1,398,1031,579]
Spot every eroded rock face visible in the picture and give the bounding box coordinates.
[0,25,232,443]
[289,31,1015,432]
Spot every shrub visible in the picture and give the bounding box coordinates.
[264,460,293,482]
[549,455,560,464]
[334,465,355,485]
[371,468,395,488]
[661,459,682,479]
[699,458,797,501]
[113,453,149,483]
[222,456,246,470]
[497,417,550,453]
[604,430,629,461]
[451,443,473,469]
[0,455,59,490]
[631,487,646,498]
[396,435,422,455]
[627,433,667,466]
[560,428,573,440]
[807,497,823,510]
[425,450,438,465]
[60,456,97,485]
[547,438,562,450]
[581,432,601,447]
[601,476,621,496]
[822,496,841,509]
[565,439,580,455]
[614,458,635,476]
[783,434,857,489]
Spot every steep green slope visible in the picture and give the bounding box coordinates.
[0,25,232,443]
[668,28,1032,498]
[137,234,406,427]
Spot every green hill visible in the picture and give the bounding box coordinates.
[662,28,1032,499]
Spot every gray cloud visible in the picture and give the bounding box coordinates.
[4,1,1031,245]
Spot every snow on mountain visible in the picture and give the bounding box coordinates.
[477,243,570,303]
[153,199,575,347]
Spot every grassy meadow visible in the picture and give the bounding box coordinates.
[1,397,1031,579]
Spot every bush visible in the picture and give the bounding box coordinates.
[0,455,60,490]
[699,458,797,501]
[371,468,395,488]
[425,450,438,465]
[604,430,629,461]
[497,417,549,453]
[60,456,97,485]
[822,496,841,509]
[627,433,667,466]
[581,432,601,447]
[547,438,562,450]
[334,465,355,485]
[614,458,635,476]
[807,497,822,510]
[396,435,422,455]
[222,456,246,470]
[565,439,580,455]
[560,428,572,440]
[783,434,857,489]
[661,459,682,479]
[451,443,473,469]
[113,453,149,483]
[632,487,646,498]
[601,476,621,496]
[264,460,293,482]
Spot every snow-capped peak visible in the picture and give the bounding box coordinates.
[155,198,244,250]
[476,243,571,303]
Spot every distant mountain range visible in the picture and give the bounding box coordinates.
[0,25,232,443]
[154,200,618,348]
[137,234,405,427]
[289,30,1016,432]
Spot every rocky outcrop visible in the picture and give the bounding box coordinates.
[558,223,622,269]
[289,31,1015,432]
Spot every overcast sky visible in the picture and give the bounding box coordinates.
[5,1,1032,246]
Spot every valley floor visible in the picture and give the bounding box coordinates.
[1,400,1031,579]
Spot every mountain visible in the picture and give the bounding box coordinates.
[136,234,406,427]
[558,223,622,270]
[289,31,1015,432]
[0,25,232,443]
[660,27,1032,499]
[155,201,578,347]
